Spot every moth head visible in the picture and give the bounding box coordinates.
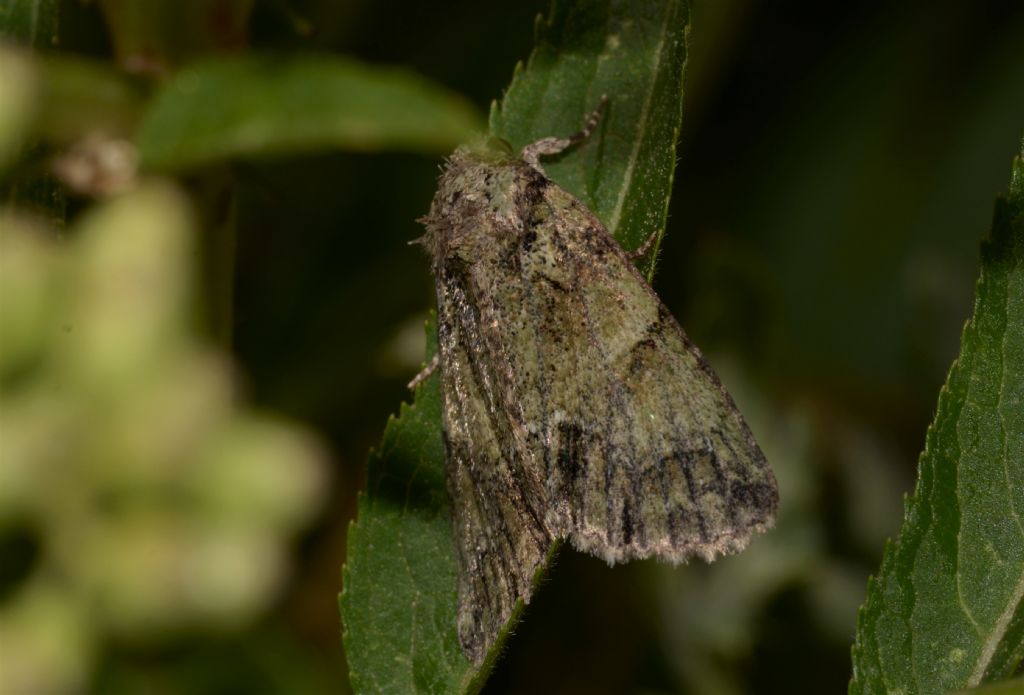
[419,139,525,265]
[471,136,515,161]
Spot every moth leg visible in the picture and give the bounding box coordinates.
[521,95,609,174]
[407,352,439,390]
[628,231,659,260]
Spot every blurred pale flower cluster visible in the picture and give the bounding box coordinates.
[0,184,328,694]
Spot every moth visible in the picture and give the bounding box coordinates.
[414,99,778,665]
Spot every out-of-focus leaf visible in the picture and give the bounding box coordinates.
[0,216,55,377]
[96,0,254,74]
[0,47,144,150]
[953,675,1024,695]
[61,184,195,387]
[35,54,145,143]
[190,415,330,530]
[0,0,64,223]
[0,48,37,171]
[0,580,92,694]
[850,142,1024,693]
[135,55,484,171]
[340,1,689,692]
[0,0,59,47]
[0,182,329,693]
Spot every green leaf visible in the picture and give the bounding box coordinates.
[95,0,255,71]
[0,47,36,171]
[490,0,689,279]
[850,140,1024,694]
[952,674,1024,695]
[35,54,145,143]
[1,49,142,226]
[340,330,478,695]
[0,2,65,226]
[0,0,59,47]
[135,55,484,171]
[0,48,144,156]
[340,1,689,692]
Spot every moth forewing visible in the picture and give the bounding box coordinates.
[420,105,778,665]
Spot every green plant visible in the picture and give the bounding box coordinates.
[1,1,479,692]
[2,1,1022,693]
[341,2,1024,693]
[0,183,328,694]
[340,1,690,690]
[850,139,1024,694]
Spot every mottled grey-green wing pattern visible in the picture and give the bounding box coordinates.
[436,276,552,665]
[430,155,777,666]
[519,181,778,563]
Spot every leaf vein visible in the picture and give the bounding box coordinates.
[605,6,670,235]
[955,360,984,642]
[1000,283,1024,545]
[967,276,1024,685]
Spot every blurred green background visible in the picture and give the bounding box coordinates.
[1,0,1023,693]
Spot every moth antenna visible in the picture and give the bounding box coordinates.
[570,94,609,146]
[521,94,609,174]
[627,231,658,260]
[407,353,440,390]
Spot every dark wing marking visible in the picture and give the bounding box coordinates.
[432,161,777,666]
[514,172,778,564]
[436,267,552,665]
